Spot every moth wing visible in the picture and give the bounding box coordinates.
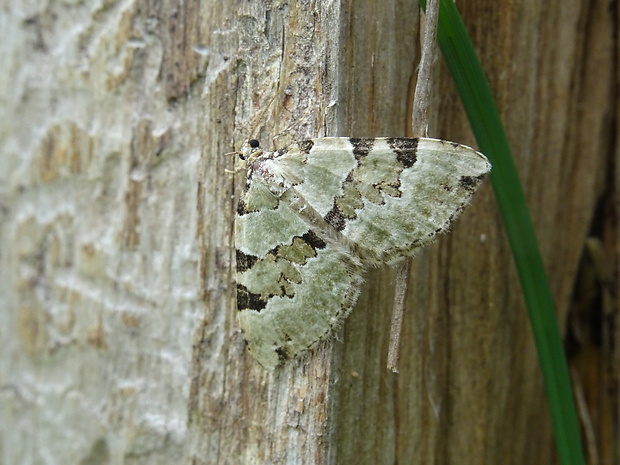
[236,177,365,369]
[278,137,491,265]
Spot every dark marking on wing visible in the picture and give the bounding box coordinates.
[323,171,363,230]
[387,138,418,168]
[324,204,347,231]
[267,230,327,265]
[236,249,258,272]
[298,140,314,154]
[238,231,329,306]
[301,230,327,250]
[237,199,248,215]
[349,138,375,159]
[237,284,267,312]
[459,174,485,192]
[275,346,292,362]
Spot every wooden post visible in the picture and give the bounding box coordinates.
[1,1,616,464]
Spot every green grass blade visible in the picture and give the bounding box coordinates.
[417,1,586,464]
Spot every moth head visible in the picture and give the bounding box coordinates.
[238,139,263,164]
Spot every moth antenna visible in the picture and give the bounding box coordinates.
[271,104,316,147]
[245,92,279,141]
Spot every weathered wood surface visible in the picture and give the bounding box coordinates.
[0,1,615,464]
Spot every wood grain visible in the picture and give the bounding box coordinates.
[0,0,615,464]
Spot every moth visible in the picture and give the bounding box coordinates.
[235,137,491,369]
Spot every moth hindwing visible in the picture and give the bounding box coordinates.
[235,137,491,369]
